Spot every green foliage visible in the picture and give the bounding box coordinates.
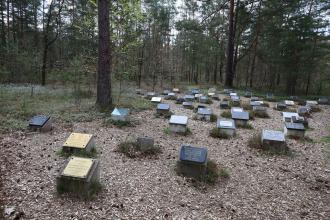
[116,141,161,158]
[164,127,191,136]
[57,147,98,158]
[247,134,263,149]
[104,118,132,128]
[209,128,230,139]
[205,160,220,185]
[210,114,217,122]
[56,180,103,200]
[220,111,232,118]
[254,111,270,118]
[237,123,254,129]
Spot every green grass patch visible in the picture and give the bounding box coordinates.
[103,118,133,128]
[57,147,98,158]
[254,111,270,118]
[237,123,254,129]
[241,102,252,110]
[116,141,161,158]
[210,114,217,122]
[248,134,291,156]
[209,128,231,139]
[57,180,103,200]
[155,111,173,119]
[220,110,232,118]
[164,127,192,136]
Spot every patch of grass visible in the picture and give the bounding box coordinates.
[221,110,232,118]
[219,168,230,178]
[230,101,241,107]
[163,127,171,134]
[164,127,192,136]
[56,180,103,200]
[155,111,173,119]
[248,134,291,156]
[103,118,133,128]
[204,99,213,104]
[254,111,270,118]
[248,111,255,120]
[237,123,253,129]
[241,102,252,110]
[116,141,161,158]
[57,147,98,158]
[287,135,314,143]
[209,127,231,139]
[210,114,217,122]
[205,160,220,184]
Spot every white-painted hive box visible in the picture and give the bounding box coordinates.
[169,115,188,133]
[217,119,236,136]
[151,97,162,103]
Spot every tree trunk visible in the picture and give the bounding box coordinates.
[96,0,112,109]
[1,0,6,45]
[225,0,235,87]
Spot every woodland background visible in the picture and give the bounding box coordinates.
[0,0,329,96]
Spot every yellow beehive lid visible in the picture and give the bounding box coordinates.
[63,133,93,149]
[62,157,93,178]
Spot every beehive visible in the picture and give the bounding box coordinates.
[63,133,95,154]
[57,157,100,196]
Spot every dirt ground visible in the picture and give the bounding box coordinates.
[1,94,330,219]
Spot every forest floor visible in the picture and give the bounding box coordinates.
[0,85,330,219]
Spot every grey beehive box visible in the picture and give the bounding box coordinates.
[190,89,201,95]
[261,130,286,151]
[298,106,310,116]
[197,108,212,121]
[232,111,249,127]
[184,95,195,102]
[137,137,155,152]
[146,92,156,99]
[177,145,208,180]
[157,103,170,114]
[250,101,261,107]
[276,103,287,111]
[217,119,236,137]
[176,98,185,104]
[253,106,267,113]
[220,101,230,109]
[183,102,193,109]
[169,115,188,133]
[284,122,305,138]
[28,115,52,132]
[251,97,259,102]
[282,112,299,123]
[56,157,100,197]
[199,96,209,104]
[111,108,129,122]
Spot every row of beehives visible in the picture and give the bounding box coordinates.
[26,115,218,196]
[134,87,324,138]
[26,88,327,196]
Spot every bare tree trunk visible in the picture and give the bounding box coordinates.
[1,0,6,45]
[225,0,235,87]
[96,0,112,109]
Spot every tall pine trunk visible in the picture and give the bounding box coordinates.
[96,0,112,109]
[225,0,235,87]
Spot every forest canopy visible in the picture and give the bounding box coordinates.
[0,0,329,95]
